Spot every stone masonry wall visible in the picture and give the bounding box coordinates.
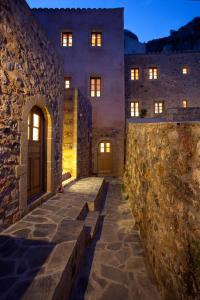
[62,89,92,178]
[0,0,64,230]
[77,90,92,178]
[125,52,200,119]
[124,120,200,299]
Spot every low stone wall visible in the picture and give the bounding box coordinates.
[124,120,200,299]
[0,0,63,230]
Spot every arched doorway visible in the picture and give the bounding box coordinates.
[97,141,113,174]
[27,106,46,202]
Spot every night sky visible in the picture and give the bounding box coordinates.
[27,0,200,42]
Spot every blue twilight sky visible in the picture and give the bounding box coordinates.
[27,0,200,42]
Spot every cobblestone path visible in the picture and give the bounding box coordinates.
[72,178,161,300]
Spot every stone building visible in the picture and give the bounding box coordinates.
[0,0,65,229]
[32,8,125,177]
[125,52,200,119]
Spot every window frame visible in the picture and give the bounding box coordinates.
[90,76,101,98]
[61,31,73,47]
[64,77,71,89]
[130,67,140,81]
[130,101,140,117]
[148,67,158,80]
[91,32,102,47]
[154,101,164,114]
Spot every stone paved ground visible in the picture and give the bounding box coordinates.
[0,177,105,300]
[72,178,161,300]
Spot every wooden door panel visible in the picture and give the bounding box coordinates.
[27,107,45,201]
[98,142,112,174]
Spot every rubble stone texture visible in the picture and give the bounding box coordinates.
[0,0,64,230]
[124,121,200,299]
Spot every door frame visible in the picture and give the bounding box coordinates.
[97,139,113,175]
[17,95,55,216]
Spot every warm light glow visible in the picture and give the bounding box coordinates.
[182,67,188,75]
[182,100,188,108]
[149,67,158,80]
[131,68,139,80]
[33,114,39,127]
[65,78,71,89]
[33,127,39,141]
[100,142,105,153]
[91,33,102,47]
[131,101,139,117]
[106,143,111,153]
[62,32,72,47]
[154,102,163,114]
[90,77,101,97]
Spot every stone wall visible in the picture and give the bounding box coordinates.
[125,52,200,119]
[62,89,92,179]
[124,120,200,299]
[0,0,64,230]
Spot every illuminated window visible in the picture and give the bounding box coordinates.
[149,67,158,80]
[90,77,101,98]
[131,68,139,80]
[182,67,188,75]
[65,77,71,89]
[100,142,105,153]
[62,32,72,47]
[33,113,40,141]
[106,143,111,153]
[182,100,188,108]
[131,101,139,117]
[99,142,111,153]
[91,32,102,47]
[154,102,164,114]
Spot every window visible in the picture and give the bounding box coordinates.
[28,113,40,141]
[182,100,188,108]
[62,32,72,47]
[149,67,158,80]
[131,101,139,117]
[131,68,139,80]
[91,32,102,47]
[182,66,188,75]
[65,77,71,89]
[99,142,111,153]
[154,102,164,114]
[90,77,101,97]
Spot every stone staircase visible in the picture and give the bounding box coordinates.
[0,177,106,300]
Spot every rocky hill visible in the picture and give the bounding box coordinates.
[146,17,200,53]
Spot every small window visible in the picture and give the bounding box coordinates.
[149,67,158,80]
[32,113,40,141]
[91,32,102,47]
[131,101,139,117]
[65,77,71,89]
[62,32,72,47]
[182,100,188,108]
[154,102,163,114]
[131,68,139,80]
[90,77,101,98]
[106,142,111,153]
[182,66,188,75]
[100,142,105,153]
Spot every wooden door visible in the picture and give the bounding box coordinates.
[27,107,45,201]
[97,141,112,174]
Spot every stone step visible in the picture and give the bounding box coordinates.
[0,177,106,300]
[84,211,101,239]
